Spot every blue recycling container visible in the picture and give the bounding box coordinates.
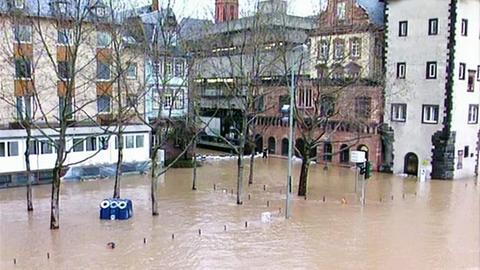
[99,199,111,220]
[99,198,133,220]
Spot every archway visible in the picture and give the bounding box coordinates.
[255,135,263,153]
[340,144,350,163]
[404,153,419,176]
[281,138,288,156]
[268,137,276,154]
[323,143,333,162]
[357,144,369,161]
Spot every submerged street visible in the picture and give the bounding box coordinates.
[0,157,479,269]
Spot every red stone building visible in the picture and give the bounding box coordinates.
[253,0,386,170]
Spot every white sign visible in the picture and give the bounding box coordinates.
[351,151,366,163]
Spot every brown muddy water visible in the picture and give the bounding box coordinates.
[0,157,479,270]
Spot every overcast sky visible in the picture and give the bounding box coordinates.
[130,0,321,19]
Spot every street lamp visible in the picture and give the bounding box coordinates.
[285,43,308,219]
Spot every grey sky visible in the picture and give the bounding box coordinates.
[130,0,321,19]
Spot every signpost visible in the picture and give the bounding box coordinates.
[351,151,369,206]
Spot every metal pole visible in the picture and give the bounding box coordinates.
[286,55,295,219]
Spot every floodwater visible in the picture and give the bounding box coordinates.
[0,157,479,270]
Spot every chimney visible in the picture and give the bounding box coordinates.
[215,0,239,23]
[152,0,159,11]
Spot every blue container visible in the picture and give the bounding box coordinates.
[116,199,134,220]
[99,198,133,220]
[99,199,111,220]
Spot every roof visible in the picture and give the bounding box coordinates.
[356,0,385,26]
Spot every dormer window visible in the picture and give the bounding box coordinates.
[96,6,107,17]
[58,1,69,14]
[15,0,25,9]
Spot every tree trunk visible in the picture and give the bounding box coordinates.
[50,166,61,229]
[24,134,33,211]
[248,149,254,185]
[151,132,161,216]
[298,157,309,197]
[113,134,123,199]
[237,153,244,205]
[192,136,197,191]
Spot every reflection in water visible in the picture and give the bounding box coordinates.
[0,158,479,269]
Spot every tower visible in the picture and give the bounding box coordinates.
[215,0,239,23]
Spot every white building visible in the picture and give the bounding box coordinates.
[385,0,480,179]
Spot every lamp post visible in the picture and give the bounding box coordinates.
[285,44,308,219]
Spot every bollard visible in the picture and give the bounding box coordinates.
[279,207,281,214]
[323,196,326,202]
[391,195,394,200]
[47,252,50,259]
[415,192,417,196]
[231,189,233,195]
[13,258,16,265]
[245,221,248,228]
[172,233,175,240]
[263,185,266,191]
[143,238,146,244]
[224,225,227,231]
[214,184,216,191]
[380,197,382,202]
[248,194,251,200]
[402,193,405,199]
[267,201,270,207]
[198,229,202,236]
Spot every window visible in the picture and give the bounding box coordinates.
[459,63,466,80]
[428,18,438,35]
[125,136,135,149]
[334,40,344,60]
[426,62,437,79]
[13,24,32,43]
[165,60,173,77]
[126,63,137,79]
[127,94,137,107]
[461,19,468,36]
[397,62,406,79]
[336,2,346,20]
[278,95,289,112]
[96,61,110,80]
[320,96,335,117]
[8,142,19,156]
[477,66,480,81]
[96,31,111,48]
[96,6,107,17]
[422,105,439,124]
[391,104,407,122]
[15,59,32,79]
[298,88,313,108]
[399,21,408,37]
[28,140,38,155]
[468,105,478,124]
[14,0,25,9]
[40,140,53,155]
[464,146,470,158]
[59,97,74,120]
[457,150,464,169]
[323,143,332,162]
[135,135,144,148]
[355,96,371,118]
[164,94,172,109]
[0,142,4,157]
[57,1,69,14]
[86,137,97,151]
[350,38,361,58]
[468,70,476,92]
[318,40,329,60]
[58,28,73,45]
[99,136,109,150]
[73,138,84,152]
[58,61,71,80]
[16,96,34,120]
[97,95,111,113]
[174,60,185,77]
[174,91,184,109]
